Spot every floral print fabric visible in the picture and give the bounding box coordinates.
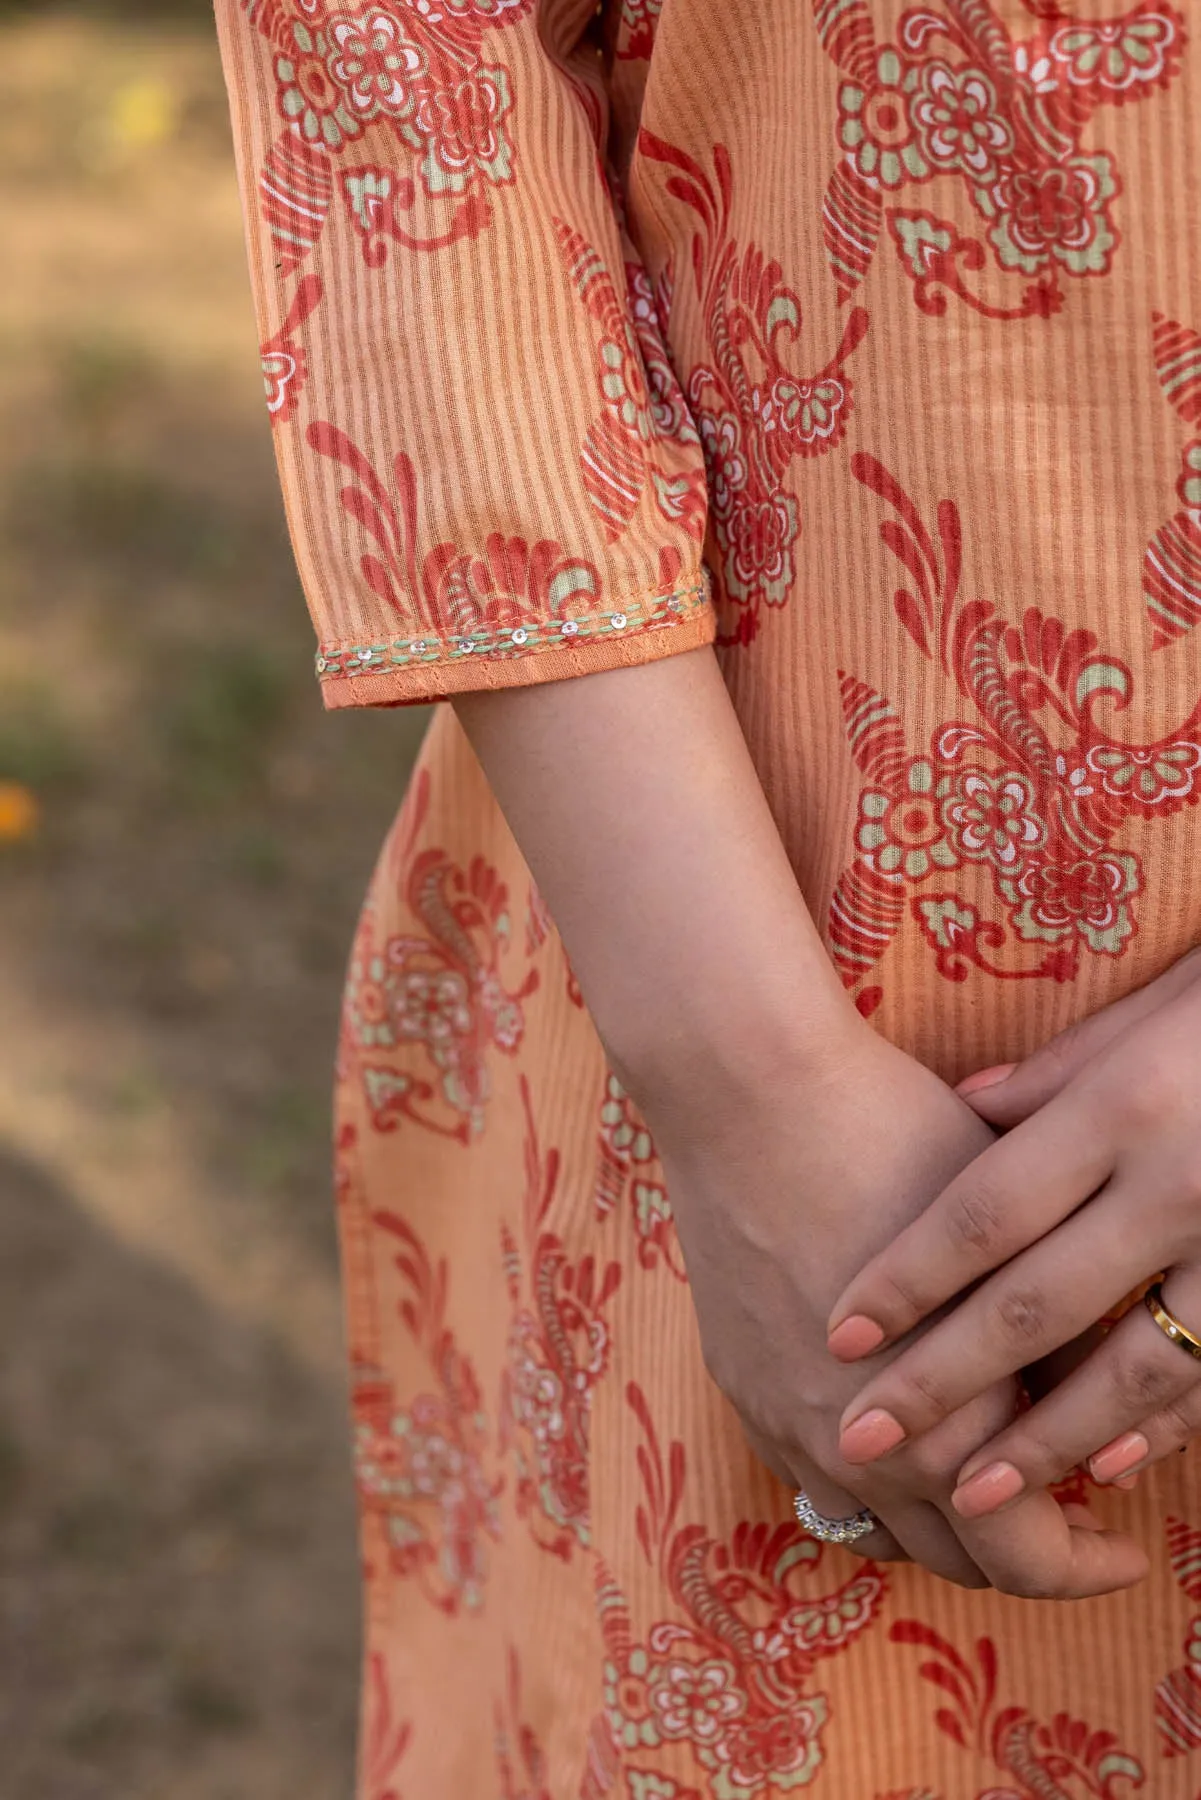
[215,0,1201,1793]
[217,0,715,705]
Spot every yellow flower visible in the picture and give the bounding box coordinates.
[0,782,39,843]
[108,80,178,152]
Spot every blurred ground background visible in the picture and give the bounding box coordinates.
[0,3,427,1794]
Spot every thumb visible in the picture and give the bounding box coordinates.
[956,948,1201,1126]
[955,1044,1078,1125]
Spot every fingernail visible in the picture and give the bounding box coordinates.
[827,1315,886,1361]
[1088,1431,1150,1484]
[952,1460,1026,1517]
[956,1063,1017,1098]
[839,1408,907,1464]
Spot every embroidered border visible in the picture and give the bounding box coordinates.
[315,577,712,680]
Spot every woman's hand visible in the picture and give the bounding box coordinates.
[645,1014,1148,1599]
[824,949,1201,1521]
[454,646,1147,1596]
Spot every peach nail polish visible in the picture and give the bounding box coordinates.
[1088,1431,1149,1484]
[952,1461,1026,1518]
[827,1315,886,1361]
[956,1063,1017,1098]
[839,1408,906,1464]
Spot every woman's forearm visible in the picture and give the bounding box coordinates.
[453,646,857,1113]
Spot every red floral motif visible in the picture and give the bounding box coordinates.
[334,1125,502,1615]
[339,160,491,262]
[1048,8,1182,97]
[344,862,535,1140]
[1153,1514,1201,1758]
[356,1206,502,1613]
[342,769,536,1141]
[306,420,613,659]
[495,1645,618,1799]
[616,0,664,62]
[628,260,694,443]
[260,271,324,425]
[1143,314,1201,647]
[594,1071,685,1280]
[245,0,536,278]
[555,219,705,546]
[494,1648,551,1800]
[322,10,428,130]
[988,161,1111,270]
[829,454,1201,991]
[816,0,1186,319]
[361,1650,412,1800]
[415,67,511,186]
[258,127,334,275]
[500,1077,621,1559]
[1006,855,1138,944]
[638,136,868,643]
[892,1619,1144,1796]
[597,1384,887,1796]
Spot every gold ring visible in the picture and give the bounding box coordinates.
[1145,1281,1201,1361]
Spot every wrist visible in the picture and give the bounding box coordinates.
[604,962,867,1141]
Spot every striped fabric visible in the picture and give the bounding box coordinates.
[215,0,1201,1793]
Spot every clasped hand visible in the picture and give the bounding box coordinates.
[650,1007,1155,1603]
[828,948,1201,1570]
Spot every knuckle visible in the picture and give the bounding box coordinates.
[1112,1350,1177,1413]
[1115,1052,1185,1133]
[895,1361,955,1429]
[874,1263,929,1328]
[995,1284,1047,1347]
[946,1186,1005,1258]
[1000,1421,1063,1486]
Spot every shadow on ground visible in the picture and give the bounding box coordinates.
[0,1147,360,1800]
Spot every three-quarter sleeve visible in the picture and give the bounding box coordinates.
[214,1,714,707]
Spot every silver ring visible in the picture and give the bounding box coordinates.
[793,1489,881,1546]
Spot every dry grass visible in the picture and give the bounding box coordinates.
[0,7,426,1795]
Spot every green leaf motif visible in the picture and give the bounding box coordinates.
[890,212,954,281]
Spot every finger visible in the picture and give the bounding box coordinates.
[958,948,1201,1128]
[950,1484,1150,1599]
[861,1494,989,1588]
[740,1425,912,1565]
[790,1433,994,1586]
[847,1385,1006,1589]
[835,1181,1159,1456]
[827,1092,1117,1362]
[1089,1382,1201,1481]
[794,1466,910,1566]
[950,1265,1201,1514]
[891,1398,1146,1599]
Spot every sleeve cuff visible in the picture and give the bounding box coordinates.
[317,575,716,709]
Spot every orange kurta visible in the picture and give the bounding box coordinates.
[216,1,1201,1793]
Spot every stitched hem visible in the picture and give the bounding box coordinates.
[320,607,717,709]
[316,574,710,684]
